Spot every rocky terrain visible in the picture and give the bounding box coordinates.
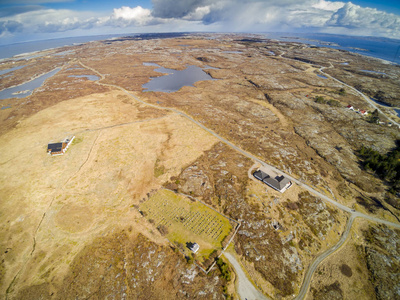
[0,33,399,300]
[308,219,400,300]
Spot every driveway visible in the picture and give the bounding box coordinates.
[224,252,269,300]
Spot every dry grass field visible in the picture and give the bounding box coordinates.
[1,34,400,299]
[0,89,218,297]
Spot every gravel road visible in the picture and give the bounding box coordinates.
[224,252,269,300]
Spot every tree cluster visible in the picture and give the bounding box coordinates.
[314,96,341,107]
[358,142,400,193]
[367,109,380,124]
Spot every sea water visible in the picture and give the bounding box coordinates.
[0,33,399,63]
[264,32,400,64]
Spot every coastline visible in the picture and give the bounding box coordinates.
[0,32,399,64]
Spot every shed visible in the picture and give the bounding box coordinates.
[188,242,200,253]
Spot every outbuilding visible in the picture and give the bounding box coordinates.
[188,242,200,253]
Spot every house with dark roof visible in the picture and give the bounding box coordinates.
[253,169,292,193]
[47,142,64,155]
[47,136,75,156]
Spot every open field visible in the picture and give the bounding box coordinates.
[140,189,235,262]
[1,33,400,300]
[0,89,218,298]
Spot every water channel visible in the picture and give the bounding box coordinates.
[0,65,26,76]
[0,68,60,100]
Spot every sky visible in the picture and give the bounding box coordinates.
[0,0,400,45]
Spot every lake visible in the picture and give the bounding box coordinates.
[142,64,214,93]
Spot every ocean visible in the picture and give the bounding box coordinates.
[0,34,126,60]
[264,32,400,64]
[0,32,399,63]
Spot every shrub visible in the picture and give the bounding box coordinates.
[157,224,169,236]
[314,96,326,104]
[327,99,341,107]
[216,258,231,281]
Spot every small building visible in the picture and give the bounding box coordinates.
[346,105,354,110]
[253,169,292,193]
[187,242,200,253]
[47,136,75,156]
[359,110,368,115]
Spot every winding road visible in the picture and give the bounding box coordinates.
[294,214,355,300]
[79,60,400,300]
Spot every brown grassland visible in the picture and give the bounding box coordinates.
[0,34,399,299]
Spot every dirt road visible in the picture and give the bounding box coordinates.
[80,61,400,300]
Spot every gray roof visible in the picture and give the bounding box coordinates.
[262,174,291,191]
[253,170,268,181]
[275,175,291,189]
[254,169,291,191]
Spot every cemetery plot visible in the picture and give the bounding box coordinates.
[139,189,234,261]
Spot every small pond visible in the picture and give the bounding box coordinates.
[68,74,100,81]
[66,67,85,71]
[361,70,387,75]
[143,62,163,67]
[0,65,26,76]
[142,63,214,93]
[0,68,60,100]
[222,51,242,54]
[317,74,328,79]
[203,65,219,70]
[53,50,75,56]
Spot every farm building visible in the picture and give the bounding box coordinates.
[253,170,292,193]
[47,136,75,156]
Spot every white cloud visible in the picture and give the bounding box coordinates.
[312,0,345,11]
[327,2,400,38]
[183,6,211,21]
[110,6,153,26]
[0,1,400,42]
